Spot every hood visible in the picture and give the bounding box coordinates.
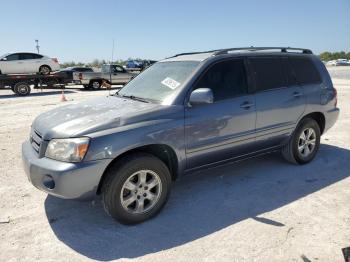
[33,95,162,140]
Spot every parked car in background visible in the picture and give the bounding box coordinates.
[125,60,144,70]
[22,47,339,224]
[73,64,136,89]
[326,59,350,66]
[0,52,60,75]
[55,67,94,84]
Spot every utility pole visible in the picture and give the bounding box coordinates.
[109,39,115,86]
[35,39,40,54]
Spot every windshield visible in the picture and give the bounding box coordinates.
[118,61,199,103]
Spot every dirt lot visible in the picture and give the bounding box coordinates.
[0,68,349,262]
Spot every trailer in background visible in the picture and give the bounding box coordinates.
[0,73,69,96]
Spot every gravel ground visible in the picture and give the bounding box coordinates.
[0,67,349,262]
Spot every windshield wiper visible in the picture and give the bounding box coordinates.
[120,94,150,103]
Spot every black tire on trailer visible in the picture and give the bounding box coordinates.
[14,82,31,96]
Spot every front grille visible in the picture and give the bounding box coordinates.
[30,129,42,154]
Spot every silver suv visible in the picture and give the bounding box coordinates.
[22,47,339,224]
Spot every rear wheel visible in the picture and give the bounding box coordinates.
[89,80,101,90]
[282,118,321,164]
[39,65,51,75]
[102,153,172,224]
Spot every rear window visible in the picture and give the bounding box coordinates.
[289,57,321,85]
[249,57,287,91]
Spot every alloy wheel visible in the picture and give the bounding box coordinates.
[298,127,316,157]
[120,170,162,214]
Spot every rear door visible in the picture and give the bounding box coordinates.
[249,56,306,148]
[185,58,257,169]
[21,53,44,73]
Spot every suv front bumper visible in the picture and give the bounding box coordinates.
[22,141,111,200]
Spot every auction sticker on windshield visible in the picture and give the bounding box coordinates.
[161,77,181,90]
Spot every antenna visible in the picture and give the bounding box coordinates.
[35,39,40,54]
[109,39,115,95]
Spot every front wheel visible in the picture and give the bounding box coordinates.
[282,118,321,164]
[102,153,172,224]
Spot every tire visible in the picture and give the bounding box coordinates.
[89,80,101,90]
[282,118,321,165]
[14,82,31,96]
[39,65,51,75]
[102,153,172,224]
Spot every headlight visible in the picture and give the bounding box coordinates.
[45,137,90,162]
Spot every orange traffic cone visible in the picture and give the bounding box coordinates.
[60,89,67,102]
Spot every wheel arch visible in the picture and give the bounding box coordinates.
[39,64,51,70]
[300,112,325,134]
[96,143,179,195]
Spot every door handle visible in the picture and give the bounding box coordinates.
[240,101,254,109]
[293,92,302,98]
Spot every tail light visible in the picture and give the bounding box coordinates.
[333,87,338,107]
[79,73,83,80]
[52,58,58,63]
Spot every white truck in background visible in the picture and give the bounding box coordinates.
[73,64,136,89]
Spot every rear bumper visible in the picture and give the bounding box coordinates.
[324,107,340,133]
[22,141,111,200]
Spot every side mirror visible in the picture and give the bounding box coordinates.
[189,88,213,105]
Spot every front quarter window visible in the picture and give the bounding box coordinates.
[118,61,199,104]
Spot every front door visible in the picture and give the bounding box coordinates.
[185,58,256,169]
[1,53,22,74]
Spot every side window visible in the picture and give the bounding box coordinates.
[289,57,321,85]
[101,65,108,73]
[249,57,287,92]
[31,54,43,59]
[20,53,35,60]
[193,59,248,101]
[114,66,124,72]
[281,57,298,86]
[5,54,20,61]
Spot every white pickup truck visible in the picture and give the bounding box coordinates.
[73,64,136,89]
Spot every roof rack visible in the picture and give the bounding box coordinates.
[214,46,313,55]
[171,46,313,58]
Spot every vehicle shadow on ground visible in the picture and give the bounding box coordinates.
[0,90,76,99]
[44,144,350,260]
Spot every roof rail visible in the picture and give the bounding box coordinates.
[214,46,313,55]
[171,46,312,58]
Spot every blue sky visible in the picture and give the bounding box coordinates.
[0,0,349,62]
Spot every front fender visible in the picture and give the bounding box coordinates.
[83,118,186,175]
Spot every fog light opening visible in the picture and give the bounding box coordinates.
[42,175,55,190]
